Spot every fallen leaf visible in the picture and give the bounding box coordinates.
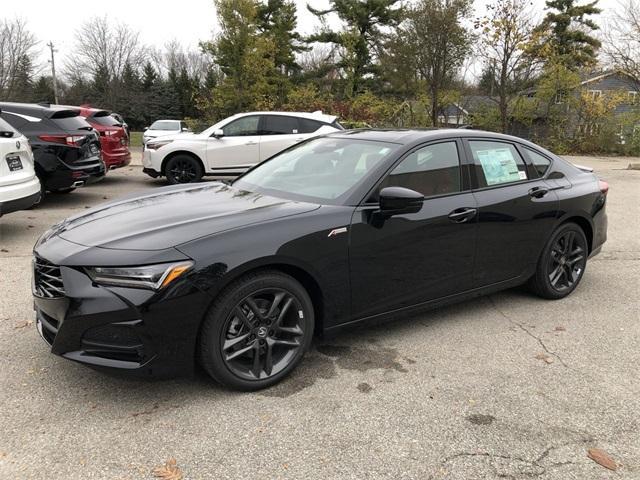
[534,353,554,364]
[152,458,183,480]
[554,326,566,332]
[1,249,8,253]
[14,320,33,329]
[587,448,617,471]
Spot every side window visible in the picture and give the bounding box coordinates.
[469,141,528,187]
[221,116,260,136]
[522,147,551,177]
[298,118,323,134]
[262,115,299,135]
[380,142,461,197]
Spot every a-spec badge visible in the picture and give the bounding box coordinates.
[16,140,20,149]
[327,227,348,238]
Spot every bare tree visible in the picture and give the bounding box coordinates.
[0,18,38,99]
[475,0,538,132]
[605,0,640,88]
[64,16,146,81]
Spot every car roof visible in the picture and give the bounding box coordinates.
[327,128,552,151]
[235,111,338,124]
[0,102,80,119]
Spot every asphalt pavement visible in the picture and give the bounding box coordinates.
[0,153,638,479]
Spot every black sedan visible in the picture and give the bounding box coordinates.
[32,129,608,390]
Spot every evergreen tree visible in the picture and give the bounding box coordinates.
[533,0,602,69]
[91,63,112,106]
[11,55,34,102]
[141,62,159,90]
[306,0,403,97]
[32,76,55,104]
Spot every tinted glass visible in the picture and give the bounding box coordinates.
[235,137,396,203]
[262,115,299,135]
[150,120,180,130]
[52,115,93,132]
[298,118,324,134]
[469,141,528,187]
[0,116,17,134]
[222,116,260,136]
[380,142,461,197]
[91,113,121,126]
[522,147,551,177]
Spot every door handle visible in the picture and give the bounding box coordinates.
[295,137,306,142]
[448,207,477,223]
[528,186,549,198]
[245,141,258,146]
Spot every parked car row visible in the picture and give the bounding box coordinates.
[0,102,132,216]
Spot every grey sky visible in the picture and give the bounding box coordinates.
[2,0,623,79]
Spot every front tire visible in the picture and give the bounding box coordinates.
[165,155,204,184]
[529,222,588,299]
[199,270,315,391]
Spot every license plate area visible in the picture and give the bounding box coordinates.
[6,155,22,171]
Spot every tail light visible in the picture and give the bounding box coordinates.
[39,135,85,146]
[100,130,118,137]
[598,180,609,196]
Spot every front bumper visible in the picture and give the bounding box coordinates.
[32,250,210,378]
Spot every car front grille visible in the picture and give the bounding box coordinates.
[33,256,65,298]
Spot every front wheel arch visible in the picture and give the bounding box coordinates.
[161,151,206,177]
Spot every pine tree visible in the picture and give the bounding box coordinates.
[32,76,55,104]
[141,62,159,90]
[11,55,34,102]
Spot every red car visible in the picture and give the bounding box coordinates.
[77,106,131,170]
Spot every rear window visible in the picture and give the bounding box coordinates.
[0,117,17,137]
[522,147,552,177]
[298,118,325,134]
[90,112,121,127]
[52,115,93,132]
[150,120,180,130]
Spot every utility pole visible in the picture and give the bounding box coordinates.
[46,41,59,104]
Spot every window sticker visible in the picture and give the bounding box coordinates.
[476,148,523,185]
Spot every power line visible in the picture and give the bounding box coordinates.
[46,41,59,104]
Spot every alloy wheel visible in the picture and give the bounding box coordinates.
[221,289,305,380]
[169,159,198,183]
[547,230,586,292]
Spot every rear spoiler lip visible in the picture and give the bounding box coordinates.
[573,163,594,173]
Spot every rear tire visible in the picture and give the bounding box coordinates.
[529,222,588,299]
[165,155,204,184]
[199,270,314,391]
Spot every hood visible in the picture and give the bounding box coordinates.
[45,182,319,251]
[144,130,188,139]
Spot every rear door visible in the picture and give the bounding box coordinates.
[463,139,560,287]
[258,115,306,160]
[206,115,261,171]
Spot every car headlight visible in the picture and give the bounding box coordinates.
[85,261,194,290]
[146,139,173,150]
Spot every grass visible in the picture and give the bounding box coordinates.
[129,131,143,148]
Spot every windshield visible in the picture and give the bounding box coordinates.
[234,137,396,204]
[150,120,180,131]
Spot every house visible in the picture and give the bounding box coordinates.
[438,95,497,127]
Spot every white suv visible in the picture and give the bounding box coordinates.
[0,115,41,217]
[142,111,343,184]
[142,119,190,148]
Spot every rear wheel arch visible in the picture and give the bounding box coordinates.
[558,215,593,254]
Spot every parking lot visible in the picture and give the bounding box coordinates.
[0,152,638,479]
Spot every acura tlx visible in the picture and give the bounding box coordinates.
[32,129,608,390]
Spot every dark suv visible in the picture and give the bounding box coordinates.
[0,103,105,196]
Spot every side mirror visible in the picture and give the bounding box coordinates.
[143,127,148,131]
[379,187,424,216]
[212,129,224,138]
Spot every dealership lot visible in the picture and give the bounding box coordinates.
[0,154,638,479]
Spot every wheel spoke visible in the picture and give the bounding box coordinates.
[264,339,274,376]
[245,297,265,321]
[274,297,293,327]
[549,265,564,287]
[273,338,300,347]
[225,343,254,362]
[277,325,303,336]
[251,342,261,378]
[223,332,250,352]
[234,306,253,329]
[563,231,575,253]
[266,291,286,318]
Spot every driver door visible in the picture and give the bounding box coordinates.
[206,115,261,171]
[349,140,478,319]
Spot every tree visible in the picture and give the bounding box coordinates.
[306,0,402,97]
[200,0,277,117]
[141,62,159,90]
[32,76,55,103]
[532,0,602,69]
[605,0,640,86]
[403,0,473,126]
[476,0,537,132]
[0,18,38,99]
